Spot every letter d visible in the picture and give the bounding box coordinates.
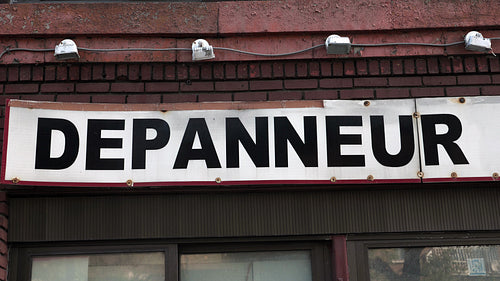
[35,118,79,169]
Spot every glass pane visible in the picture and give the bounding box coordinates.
[32,252,165,281]
[181,250,312,281]
[369,245,500,281]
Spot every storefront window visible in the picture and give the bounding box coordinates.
[31,252,165,281]
[180,250,312,281]
[369,245,500,281]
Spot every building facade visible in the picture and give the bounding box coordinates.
[1,0,500,280]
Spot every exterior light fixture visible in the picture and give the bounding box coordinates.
[54,39,80,60]
[192,39,215,61]
[325,35,351,54]
[464,31,492,53]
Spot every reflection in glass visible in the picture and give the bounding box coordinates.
[181,250,312,281]
[32,252,165,281]
[369,245,500,281]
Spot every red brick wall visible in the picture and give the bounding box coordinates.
[0,56,498,106]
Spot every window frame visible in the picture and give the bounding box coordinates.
[9,240,331,281]
[346,232,500,281]
[9,243,178,281]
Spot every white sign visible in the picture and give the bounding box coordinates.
[1,97,498,187]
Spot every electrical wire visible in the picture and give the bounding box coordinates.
[1,38,499,60]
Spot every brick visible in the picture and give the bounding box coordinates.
[92,94,127,103]
[296,62,308,77]
[0,228,6,242]
[446,86,480,96]
[439,57,453,73]
[189,64,200,80]
[260,62,273,78]
[103,64,116,80]
[0,241,6,255]
[489,57,500,72]
[268,91,302,100]
[41,83,74,93]
[309,62,320,77]
[0,203,7,217]
[201,64,213,80]
[249,63,260,78]
[162,93,197,103]
[0,216,5,229]
[451,57,464,73]
[392,59,403,75]
[356,60,368,75]
[320,61,332,76]
[7,66,18,81]
[129,64,141,81]
[416,59,427,74]
[213,63,225,79]
[19,65,31,81]
[80,65,92,81]
[5,84,39,94]
[320,78,352,89]
[20,94,55,101]
[304,90,338,100]
[249,80,283,91]
[198,93,232,102]
[57,65,68,80]
[354,77,387,87]
[141,64,152,80]
[0,95,20,105]
[492,74,500,84]
[339,89,374,99]
[152,64,165,80]
[427,57,439,74]
[464,57,476,73]
[388,77,421,87]
[0,66,6,82]
[380,60,391,75]
[284,62,295,77]
[56,94,92,103]
[225,64,237,79]
[234,91,267,101]
[376,88,410,99]
[284,79,318,89]
[403,59,415,74]
[457,75,491,85]
[344,61,355,75]
[45,65,57,81]
[215,81,248,92]
[368,60,379,75]
[110,83,144,93]
[477,57,489,72]
[127,94,162,103]
[481,86,500,96]
[0,192,6,202]
[237,63,249,79]
[145,82,179,93]
[76,83,110,93]
[165,64,176,80]
[92,64,104,80]
[332,61,343,76]
[272,62,284,78]
[69,65,80,80]
[411,87,445,97]
[423,76,456,86]
[180,81,214,92]
[32,66,44,81]
[0,254,7,269]
[116,64,128,79]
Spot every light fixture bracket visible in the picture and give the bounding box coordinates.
[325,35,351,55]
[464,31,491,53]
[54,39,80,61]
[192,39,215,61]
